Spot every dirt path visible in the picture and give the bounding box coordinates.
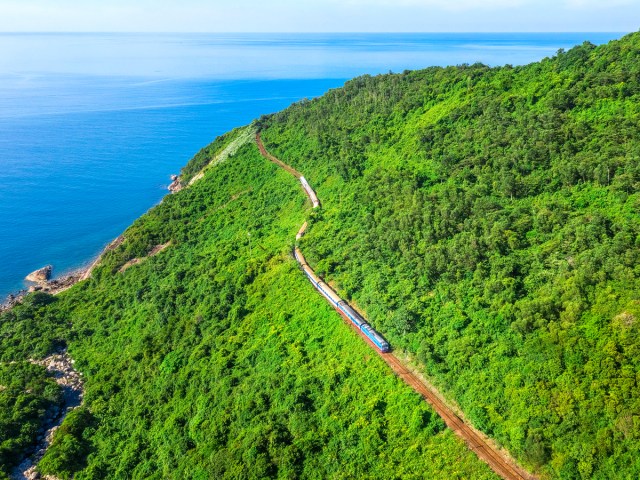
[255,132,535,480]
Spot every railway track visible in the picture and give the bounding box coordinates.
[255,132,535,480]
[256,133,303,178]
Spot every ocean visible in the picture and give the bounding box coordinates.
[0,32,624,299]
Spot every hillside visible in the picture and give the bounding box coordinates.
[1,31,640,479]
[260,32,640,478]
[0,134,495,478]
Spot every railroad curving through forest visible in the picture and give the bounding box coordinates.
[256,132,535,480]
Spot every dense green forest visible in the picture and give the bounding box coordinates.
[259,31,640,478]
[0,361,63,478]
[3,31,640,479]
[0,140,495,478]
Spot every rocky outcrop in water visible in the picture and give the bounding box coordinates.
[25,266,52,284]
[1,235,126,312]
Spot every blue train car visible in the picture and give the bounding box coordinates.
[361,324,390,353]
[337,301,365,328]
[338,301,390,353]
[295,247,390,354]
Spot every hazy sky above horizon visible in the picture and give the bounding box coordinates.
[0,0,637,33]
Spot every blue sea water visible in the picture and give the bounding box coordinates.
[0,32,624,298]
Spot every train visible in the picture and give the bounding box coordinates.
[294,247,390,353]
[299,176,320,208]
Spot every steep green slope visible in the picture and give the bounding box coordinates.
[0,137,495,478]
[259,32,640,478]
[0,361,63,478]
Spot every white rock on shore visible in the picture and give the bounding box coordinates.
[168,174,183,193]
[25,266,52,284]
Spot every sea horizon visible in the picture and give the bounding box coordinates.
[0,30,624,34]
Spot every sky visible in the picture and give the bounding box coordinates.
[0,0,637,33]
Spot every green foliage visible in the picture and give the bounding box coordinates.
[6,30,640,480]
[259,32,640,478]
[0,295,67,362]
[179,125,252,185]
[0,142,495,477]
[178,129,233,185]
[0,362,63,477]
[39,408,96,479]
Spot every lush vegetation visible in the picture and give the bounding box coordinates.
[0,139,495,478]
[4,30,640,480]
[0,361,63,479]
[259,32,640,478]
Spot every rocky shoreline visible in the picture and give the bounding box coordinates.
[1,174,184,313]
[0,270,85,313]
[168,173,183,193]
[0,170,192,314]
[0,235,125,313]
